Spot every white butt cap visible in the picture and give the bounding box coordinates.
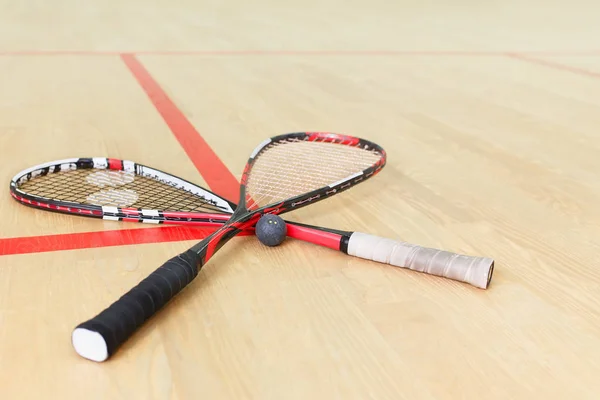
[72,328,109,362]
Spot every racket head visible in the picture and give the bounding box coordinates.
[185,131,386,263]
[238,131,386,215]
[9,157,236,223]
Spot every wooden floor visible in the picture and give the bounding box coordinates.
[2,1,600,399]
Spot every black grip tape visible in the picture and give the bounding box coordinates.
[74,249,200,360]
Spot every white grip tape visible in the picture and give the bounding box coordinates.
[347,232,494,289]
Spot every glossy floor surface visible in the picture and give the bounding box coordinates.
[1,1,600,399]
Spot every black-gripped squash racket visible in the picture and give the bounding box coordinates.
[73,131,386,361]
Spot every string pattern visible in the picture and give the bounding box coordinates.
[17,169,225,213]
[245,137,383,209]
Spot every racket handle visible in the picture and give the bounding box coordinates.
[346,232,494,289]
[71,249,200,362]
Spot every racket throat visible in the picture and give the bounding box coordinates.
[192,208,256,264]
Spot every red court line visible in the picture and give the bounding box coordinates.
[133,50,600,57]
[0,50,599,56]
[0,226,254,257]
[134,50,509,56]
[0,50,122,56]
[120,53,240,202]
[507,53,600,79]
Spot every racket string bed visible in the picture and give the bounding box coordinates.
[21,171,94,203]
[245,139,382,208]
[18,168,225,213]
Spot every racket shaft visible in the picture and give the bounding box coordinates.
[346,232,494,289]
[72,249,200,362]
